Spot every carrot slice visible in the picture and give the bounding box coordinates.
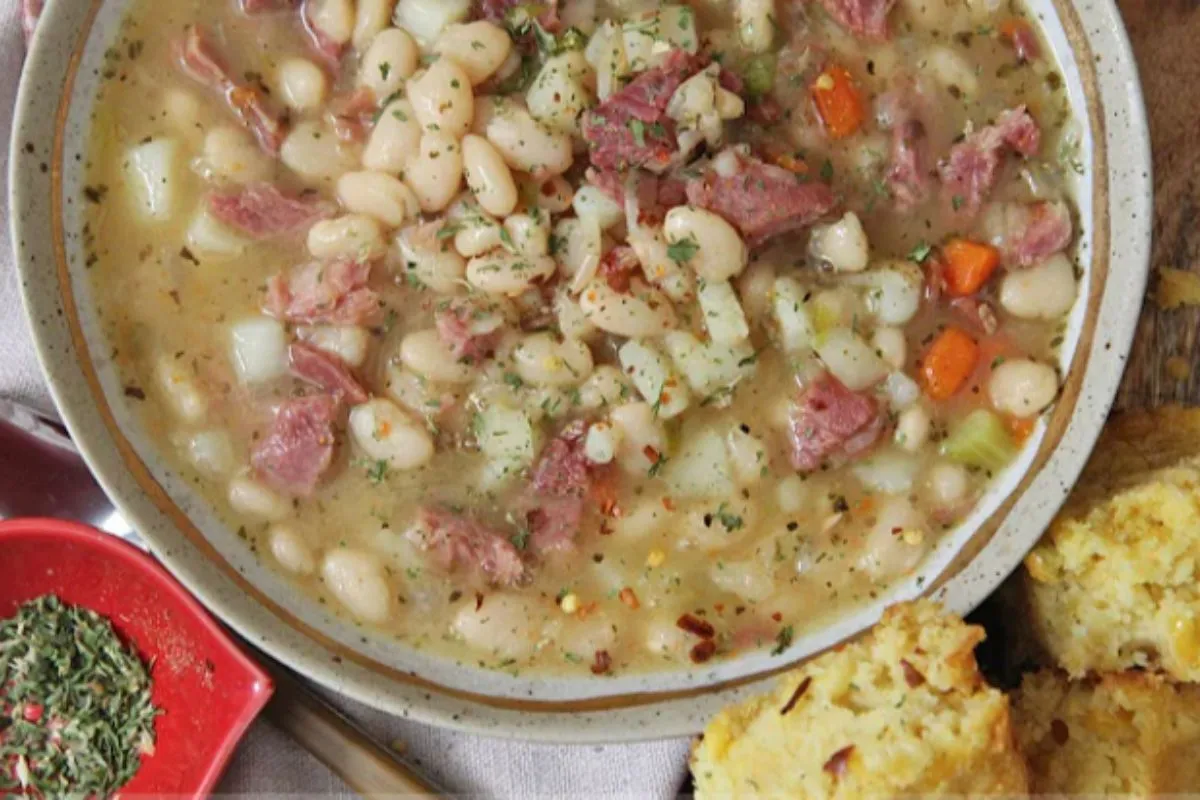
[920,326,980,401]
[810,65,865,140]
[942,238,1001,297]
[1006,414,1037,443]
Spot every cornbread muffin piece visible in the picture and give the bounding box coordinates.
[1014,670,1200,795]
[1021,407,1200,680]
[691,601,1027,798]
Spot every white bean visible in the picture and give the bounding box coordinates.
[485,102,574,176]
[161,88,203,139]
[453,214,504,258]
[202,126,272,185]
[181,430,235,477]
[578,365,632,410]
[407,59,474,137]
[988,358,1059,418]
[628,227,695,303]
[362,99,422,174]
[776,474,809,514]
[526,50,594,134]
[697,280,750,344]
[404,131,463,213]
[532,175,574,214]
[872,325,907,370]
[609,402,668,476]
[571,185,624,230]
[308,0,355,46]
[858,497,929,581]
[579,278,678,337]
[228,472,289,521]
[895,405,931,451]
[434,21,513,86]
[661,331,756,398]
[322,549,392,623]
[737,260,776,322]
[810,211,869,272]
[726,426,767,486]
[297,325,372,367]
[307,214,388,261]
[352,0,396,51]
[554,217,602,289]
[395,222,468,293]
[554,287,596,340]
[584,422,622,465]
[924,45,979,96]
[156,355,207,422]
[736,0,775,53]
[359,28,419,98]
[664,206,748,281]
[185,209,249,259]
[393,0,471,46]
[269,524,316,575]
[925,461,971,510]
[276,58,328,112]
[466,251,556,295]
[514,333,594,386]
[999,253,1078,320]
[400,328,478,383]
[851,261,923,326]
[281,120,357,184]
[337,171,419,228]
[502,212,549,257]
[462,134,518,217]
[452,593,541,659]
[348,398,436,468]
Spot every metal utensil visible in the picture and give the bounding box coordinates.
[0,399,444,798]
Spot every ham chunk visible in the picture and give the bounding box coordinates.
[815,0,898,40]
[685,151,838,247]
[265,259,382,326]
[434,299,504,363]
[252,394,339,496]
[22,0,43,44]
[582,50,705,173]
[520,421,607,553]
[289,341,369,405]
[985,200,1073,268]
[598,246,641,293]
[788,374,885,472]
[876,91,930,210]
[208,184,331,239]
[177,25,288,155]
[414,507,527,587]
[938,106,1040,215]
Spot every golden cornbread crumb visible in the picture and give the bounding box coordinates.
[1014,670,1200,795]
[691,601,1027,799]
[1021,407,1200,680]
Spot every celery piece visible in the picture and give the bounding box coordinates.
[940,409,1017,472]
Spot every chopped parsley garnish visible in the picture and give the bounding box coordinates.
[436,221,463,241]
[647,451,669,477]
[771,624,794,656]
[907,240,934,263]
[819,159,835,182]
[714,503,744,532]
[667,235,700,265]
[365,459,389,485]
[503,372,525,390]
[379,62,391,81]
[628,118,647,148]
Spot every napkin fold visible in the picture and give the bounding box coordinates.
[0,0,691,795]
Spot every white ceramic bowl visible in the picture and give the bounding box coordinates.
[10,0,1151,741]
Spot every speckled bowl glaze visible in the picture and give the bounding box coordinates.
[10,0,1150,741]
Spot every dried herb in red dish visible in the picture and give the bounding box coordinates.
[0,595,160,798]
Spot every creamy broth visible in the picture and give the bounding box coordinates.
[85,0,1079,675]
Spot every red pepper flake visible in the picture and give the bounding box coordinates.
[618,587,640,610]
[661,496,676,511]
[1050,718,1070,745]
[676,613,716,639]
[689,639,717,664]
[643,444,660,463]
[474,592,485,611]
[900,659,925,688]
[771,611,783,622]
[591,649,613,675]
[823,745,855,779]
[713,603,725,614]
[779,676,812,716]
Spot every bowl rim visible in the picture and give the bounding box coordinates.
[0,517,274,796]
[9,0,1152,741]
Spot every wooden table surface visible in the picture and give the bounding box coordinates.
[1113,0,1200,409]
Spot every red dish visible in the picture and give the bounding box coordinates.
[0,518,273,798]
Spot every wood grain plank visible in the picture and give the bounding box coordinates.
[1114,0,1200,409]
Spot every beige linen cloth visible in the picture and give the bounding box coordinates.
[0,1,692,795]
